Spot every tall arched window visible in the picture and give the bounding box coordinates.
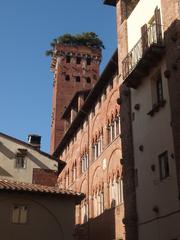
[109,174,123,207]
[81,200,88,223]
[93,187,104,217]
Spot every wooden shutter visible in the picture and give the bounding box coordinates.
[141,24,148,54]
[154,7,162,43]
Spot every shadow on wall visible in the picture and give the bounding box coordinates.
[74,208,116,240]
[0,167,12,177]
[0,142,15,159]
[27,152,52,170]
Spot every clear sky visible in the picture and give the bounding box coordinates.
[0,0,117,153]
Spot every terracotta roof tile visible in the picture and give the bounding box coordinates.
[0,179,84,201]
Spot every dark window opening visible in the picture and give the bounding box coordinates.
[76,56,81,64]
[87,57,91,65]
[65,75,70,81]
[66,55,71,63]
[159,151,170,180]
[75,76,80,82]
[156,75,163,104]
[86,77,91,83]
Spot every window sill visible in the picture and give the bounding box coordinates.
[147,100,166,117]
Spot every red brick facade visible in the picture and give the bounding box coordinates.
[50,45,101,154]
[50,48,124,239]
[32,168,58,186]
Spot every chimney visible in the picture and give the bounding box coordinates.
[28,134,41,150]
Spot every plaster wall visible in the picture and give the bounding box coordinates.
[0,192,75,240]
[131,60,180,238]
[0,136,58,183]
[127,0,162,51]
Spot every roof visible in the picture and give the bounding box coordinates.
[53,49,118,157]
[62,89,91,119]
[103,0,116,6]
[0,132,65,168]
[0,179,85,203]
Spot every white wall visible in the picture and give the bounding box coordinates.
[131,60,180,239]
[0,192,75,240]
[127,0,162,51]
[0,136,58,183]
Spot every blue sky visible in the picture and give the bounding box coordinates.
[0,0,116,153]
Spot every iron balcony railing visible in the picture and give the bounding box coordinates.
[122,23,163,80]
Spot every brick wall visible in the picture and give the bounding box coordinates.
[50,45,101,154]
[33,168,58,186]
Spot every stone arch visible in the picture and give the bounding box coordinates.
[91,166,104,194]
[80,130,88,154]
[0,196,65,239]
[106,89,120,123]
[91,113,101,139]
[79,178,88,196]
[107,148,122,180]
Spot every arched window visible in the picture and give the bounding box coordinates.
[81,152,89,173]
[72,162,77,182]
[109,174,123,208]
[93,188,104,217]
[81,200,88,223]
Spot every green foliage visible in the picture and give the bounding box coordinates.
[56,32,105,49]
[46,32,105,56]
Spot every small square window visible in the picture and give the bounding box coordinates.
[12,205,28,224]
[76,56,81,64]
[86,77,91,83]
[87,57,91,65]
[75,76,80,82]
[15,155,26,169]
[65,75,70,81]
[159,151,170,180]
[66,55,71,63]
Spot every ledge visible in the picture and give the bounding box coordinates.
[147,100,166,117]
[103,0,116,6]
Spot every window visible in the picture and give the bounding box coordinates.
[151,70,164,107]
[86,57,91,65]
[75,76,80,82]
[76,56,81,64]
[109,176,123,207]
[107,114,120,145]
[65,74,70,81]
[92,134,103,161]
[86,77,91,83]
[66,55,71,63]
[81,201,88,223]
[93,189,104,217]
[12,205,28,224]
[72,162,77,181]
[159,151,170,180]
[15,155,26,169]
[81,153,89,173]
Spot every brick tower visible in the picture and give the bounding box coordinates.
[50,44,101,153]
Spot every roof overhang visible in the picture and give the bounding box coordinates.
[103,0,116,6]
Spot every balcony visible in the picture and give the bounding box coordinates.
[122,24,165,88]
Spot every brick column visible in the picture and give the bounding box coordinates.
[161,0,180,198]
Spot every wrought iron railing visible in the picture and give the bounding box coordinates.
[122,23,163,80]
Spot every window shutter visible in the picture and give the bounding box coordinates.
[141,24,148,54]
[154,7,162,43]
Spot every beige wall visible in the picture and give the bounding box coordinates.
[0,136,58,183]
[0,192,75,240]
[131,59,180,239]
[127,0,162,50]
